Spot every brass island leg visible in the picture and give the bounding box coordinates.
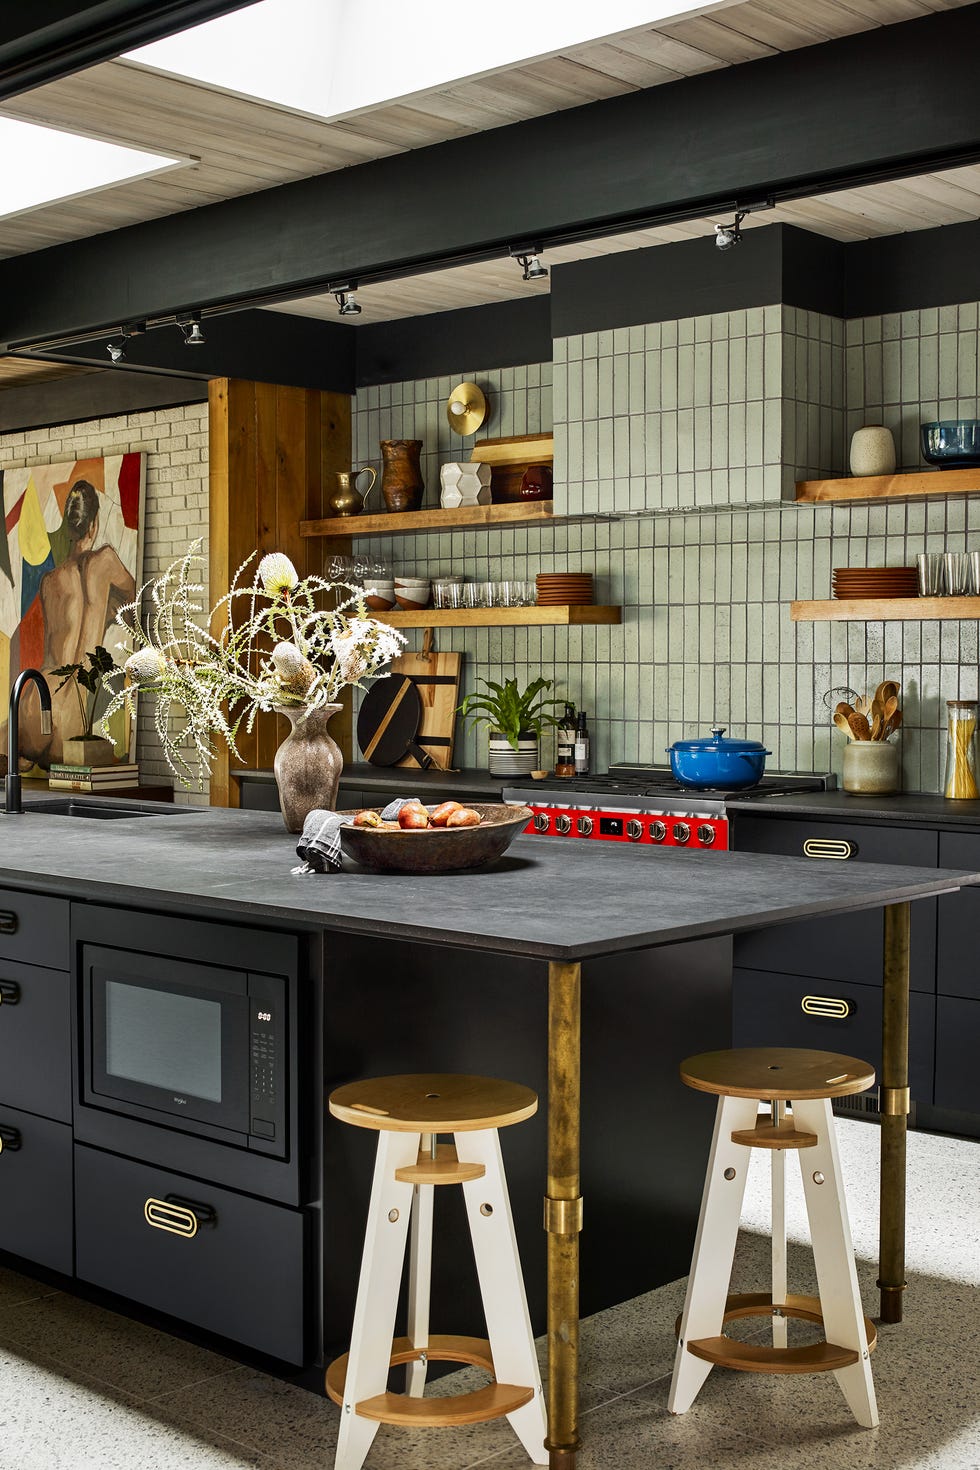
[545,961,583,1469]
[879,901,911,1323]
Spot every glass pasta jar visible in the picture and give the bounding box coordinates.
[944,700,979,800]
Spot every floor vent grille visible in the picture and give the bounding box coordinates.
[833,1088,917,1127]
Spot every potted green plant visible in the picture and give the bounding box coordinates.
[459,676,563,775]
[52,645,118,766]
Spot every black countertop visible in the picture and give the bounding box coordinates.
[0,800,974,962]
[235,764,502,797]
[729,789,980,828]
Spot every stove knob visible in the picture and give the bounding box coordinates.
[625,818,644,841]
[672,822,691,845]
[533,812,550,833]
[576,815,594,837]
[697,824,717,847]
[649,821,667,843]
[555,814,572,835]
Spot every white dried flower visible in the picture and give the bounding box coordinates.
[257,552,299,596]
[330,619,404,685]
[125,648,166,684]
[271,641,316,696]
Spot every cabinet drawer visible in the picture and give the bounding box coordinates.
[937,833,980,1001]
[0,962,71,1121]
[75,1146,307,1363]
[935,996,980,1114]
[0,1106,72,1274]
[732,969,935,1105]
[0,889,69,972]
[732,816,937,992]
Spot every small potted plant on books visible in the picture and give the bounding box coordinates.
[459,676,563,776]
[52,645,118,768]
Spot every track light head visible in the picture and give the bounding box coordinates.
[714,210,747,252]
[333,284,361,317]
[511,245,548,282]
[106,338,126,362]
[179,314,207,345]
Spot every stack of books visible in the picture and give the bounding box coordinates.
[48,762,139,793]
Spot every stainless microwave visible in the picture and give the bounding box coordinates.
[81,945,287,1157]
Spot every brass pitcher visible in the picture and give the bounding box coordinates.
[327,467,377,517]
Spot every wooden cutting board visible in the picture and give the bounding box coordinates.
[389,638,462,771]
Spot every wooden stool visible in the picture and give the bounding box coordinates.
[327,1073,548,1470]
[668,1047,879,1428]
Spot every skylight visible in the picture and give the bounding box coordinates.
[125,0,734,122]
[0,118,182,221]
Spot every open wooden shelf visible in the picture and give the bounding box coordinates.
[371,605,621,628]
[301,501,571,539]
[792,596,980,622]
[796,468,980,503]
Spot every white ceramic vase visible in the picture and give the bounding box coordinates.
[849,425,896,478]
[842,739,899,795]
[487,732,539,776]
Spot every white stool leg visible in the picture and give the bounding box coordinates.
[458,1128,548,1467]
[668,1094,759,1414]
[792,1098,879,1429]
[771,1102,788,1350]
[405,1134,435,1396]
[335,1130,421,1470]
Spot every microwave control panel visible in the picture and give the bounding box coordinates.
[248,972,286,1152]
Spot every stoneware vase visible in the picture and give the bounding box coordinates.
[842,738,899,795]
[380,440,424,512]
[273,703,343,832]
[849,425,896,477]
[487,731,539,777]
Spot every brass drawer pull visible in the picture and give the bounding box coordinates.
[802,995,854,1019]
[0,1125,22,1152]
[144,1195,216,1238]
[0,912,18,936]
[802,838,855,860]
[0,980,20,1005]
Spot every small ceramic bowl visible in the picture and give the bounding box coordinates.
[364,585,396,611]
[394,582,431,609]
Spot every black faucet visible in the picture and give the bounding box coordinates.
[6,669,52,814]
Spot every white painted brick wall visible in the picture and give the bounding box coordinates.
[0,402,210,805]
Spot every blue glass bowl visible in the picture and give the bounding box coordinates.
[921,420,980,468]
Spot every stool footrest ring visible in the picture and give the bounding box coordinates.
[676,1293,877,1375]
[326,1335,535,1427]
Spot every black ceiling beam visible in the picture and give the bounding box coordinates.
[4,3,980,349]
[0,1,254,101]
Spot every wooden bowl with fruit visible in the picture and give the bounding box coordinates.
[337,801,533,874]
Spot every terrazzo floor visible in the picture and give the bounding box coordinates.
[0,1119,977,1469]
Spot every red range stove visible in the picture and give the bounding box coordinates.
[504,764,835,851]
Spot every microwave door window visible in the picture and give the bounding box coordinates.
[105,981,223,1102]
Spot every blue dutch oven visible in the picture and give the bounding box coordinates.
[667,726,770,790]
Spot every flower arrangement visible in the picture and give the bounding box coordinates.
[101,541,405,784]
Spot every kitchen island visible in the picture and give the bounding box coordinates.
[0,798,975,1470]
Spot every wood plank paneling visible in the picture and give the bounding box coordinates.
[209,377,353,807]
[0,0,971,261]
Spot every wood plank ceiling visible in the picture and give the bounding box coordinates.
[0,0,972,266]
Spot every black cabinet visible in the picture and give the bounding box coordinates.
[733,815,937,992]
[75,1145,307,1364]
[0,889,69,972]
[937,833,980,1001]
[0,961,71,1122]
[935,996,980,1113]
[733,969,935,1105]
[0,1105,72,1273]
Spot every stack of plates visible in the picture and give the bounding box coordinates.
[536,573,594,606]
[832,566,918,600]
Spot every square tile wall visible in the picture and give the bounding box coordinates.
[0,405,210,805]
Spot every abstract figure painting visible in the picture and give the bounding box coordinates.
[0,454,145,771]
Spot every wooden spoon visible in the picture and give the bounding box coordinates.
[833,711,853,737]
[870,697,884,739]
[882,708,903,741]
[875,680,900,706]
[848,712,872,741]
[835,701,855,721]
[853,695,867,718]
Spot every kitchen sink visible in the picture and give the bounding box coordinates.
[23,799,195,821]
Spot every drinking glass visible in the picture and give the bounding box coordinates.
[943,552,970,596]
[462,583,482,609]
[481,581,497,607]
[969,551,980,596]
[325,552,353,583]
[917,552,943,596]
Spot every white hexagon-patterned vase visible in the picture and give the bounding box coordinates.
[440,461,492,508]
